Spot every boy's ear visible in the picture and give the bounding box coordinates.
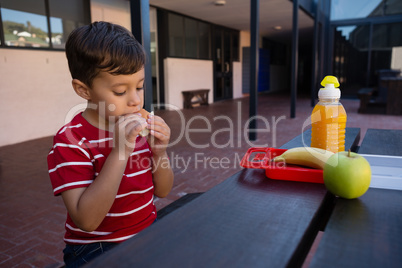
[72,79,91,100]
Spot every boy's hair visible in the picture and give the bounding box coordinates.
[65,21,145,87]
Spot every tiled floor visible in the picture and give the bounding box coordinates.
[1,93,401,267]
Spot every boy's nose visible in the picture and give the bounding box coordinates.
[127,90,140,106]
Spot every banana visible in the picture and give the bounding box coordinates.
[272,147,334,169]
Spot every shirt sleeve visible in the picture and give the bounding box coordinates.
[47,134,95,196]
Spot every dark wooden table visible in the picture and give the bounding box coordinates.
[87,128,360,267]
[310,128,402,268]
[358,128,402,156]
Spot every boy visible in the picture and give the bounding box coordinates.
[47,21,174,267]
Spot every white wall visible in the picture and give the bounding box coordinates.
[0,49,84,146]
[231,31,250,99]
[0,0,132,147]
[90,0,131,30]
[232,62,243,99]
[164,58,213,110]
[240,31,251,63]
[0,1,254,146]
[391,46,402,71]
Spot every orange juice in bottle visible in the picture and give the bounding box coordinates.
[311,76,347,153]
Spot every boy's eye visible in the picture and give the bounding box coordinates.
[137,87,144,91]
[113,91,126,96]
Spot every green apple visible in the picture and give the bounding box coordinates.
[323,151,371,199]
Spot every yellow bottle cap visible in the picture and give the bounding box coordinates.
[319,75,341,99]
[321,75,340,88]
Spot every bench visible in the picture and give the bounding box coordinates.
[358,76,402,115]
[182,89,210,109]
[357,87,387,114]
[357,88,374,113]
[358,69,401,114]
[383,77,402,115]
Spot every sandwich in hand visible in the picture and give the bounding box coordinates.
[139,109,152,137]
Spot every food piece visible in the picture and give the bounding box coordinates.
[138,109,152,137]
[271,146,334,169]
[139,108,150,119]
[324,150,371,199]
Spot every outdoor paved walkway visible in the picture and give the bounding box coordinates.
[1,93,401,267]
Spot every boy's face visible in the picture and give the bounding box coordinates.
[86,68,145,127]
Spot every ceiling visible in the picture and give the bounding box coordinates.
[149,0,314,45]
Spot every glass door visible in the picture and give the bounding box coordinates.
[332,25,370,97]
[213,27,233,101]
[333,22,402,98]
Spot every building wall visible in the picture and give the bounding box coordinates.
[391,46,402,71]
[238,30,288,93]
[232,31,251,99]
[232,61,243,99]
[270,65,289,92]
[0,0,271,146]
[90,0,131,29]
[0,49,82,146]
[164,58,213,110]
[0,0,131,147]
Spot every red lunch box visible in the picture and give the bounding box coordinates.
[240,147,324,184]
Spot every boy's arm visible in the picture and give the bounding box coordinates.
[61,150,129,232]
[152,152,174,197]
[61,114,147,232]
[147,114,174,198]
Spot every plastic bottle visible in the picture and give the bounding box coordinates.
[311,76,347,153]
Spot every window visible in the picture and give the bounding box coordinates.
[0,0,90,49]
[168,13,184,57]
[331,0,402,21]
[332,25,370,91]
[198,21,211,59]
[371,22,402,77]
[184,17,197,58]
[231,30,239,61]
[1,0,49,48]
[48,0,90,49]
[167,13,212,59]
[333,22,402,96]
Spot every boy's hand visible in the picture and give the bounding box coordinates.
[146,113,174,198]
[147,114,171,156]
[114,114,147,156]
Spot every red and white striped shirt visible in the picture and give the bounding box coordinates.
[47,113,156,244]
